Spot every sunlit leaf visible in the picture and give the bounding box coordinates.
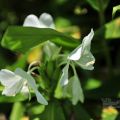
[1,27,79,53]
[0,92,27,102]
[84,78,102,90]
[28,104,45,115]
[10,102,24,120]
[95,17,120,39]
[102,106,118,120]
[112,5,120,18]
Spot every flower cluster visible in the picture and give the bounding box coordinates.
[0,13,95,105]
[56,29,95,105]
[60,29,95,87]
[0,13,55,105]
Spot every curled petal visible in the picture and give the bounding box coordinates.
[68,29,94,61]
[23,14,40,28]
[39,13,55,29]
[68,29,95,70]
[67,46,82,61]
[76,52,95,70]
[0,69,28,96]
[60,64,69,86]
[15,68,48,105]
[82,29,94,52]
[2,78,24,96]
[0,69,22,87]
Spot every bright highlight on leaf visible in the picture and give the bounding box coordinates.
[0,68,48,105]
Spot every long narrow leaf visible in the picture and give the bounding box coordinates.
[1,27,79,53]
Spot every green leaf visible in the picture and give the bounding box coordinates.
[28,104,45,115]
[54,77,72,99]
[54,81,63,99]
[1,27,79,53]
[74,104,93,120]
[15,68,48,105]
[10,102,24,120]
[112,5,120,18]
[71,76,84,105]
[95,17,120,39]
[84,78,102,90]
[102,107,118,120]
[55,75,84,105]
[0,92,28,102]
[86,0,109,12]
[39,101,65,120]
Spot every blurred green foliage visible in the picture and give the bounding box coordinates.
[0,0,120,120]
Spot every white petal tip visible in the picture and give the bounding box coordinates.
[23,14,40,28]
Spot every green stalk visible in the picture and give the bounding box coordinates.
[98,0,112,77]
[10,102,24,120]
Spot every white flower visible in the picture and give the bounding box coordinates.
[59,29,95,87]
[0,68,48,105]
[0,69,28,96]
[23,13,55,29]
[68,29,95,70]
[23,13,57,59]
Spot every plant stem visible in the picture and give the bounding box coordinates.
[99,0,112,77]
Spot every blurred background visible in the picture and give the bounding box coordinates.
[0,0,120,120]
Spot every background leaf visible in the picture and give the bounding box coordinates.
[86,0,109,12]
[112,5,120,18]
[39,101,65,120]
[0,93,28,102]
[95,17,120,40]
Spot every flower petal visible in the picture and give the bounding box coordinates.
[0,69,22,87]
[60,63,69,86]
[81,29,94,52]
[15,68,48,105]
[2,78,24,96]
[35,90,48,105]
[23,14,40,28]
[76,52,95,70]
[75,29,95,70]
[21,81,29,94]
[39,13,55,29]
[67,45,82,61]
[68,29,94,61]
